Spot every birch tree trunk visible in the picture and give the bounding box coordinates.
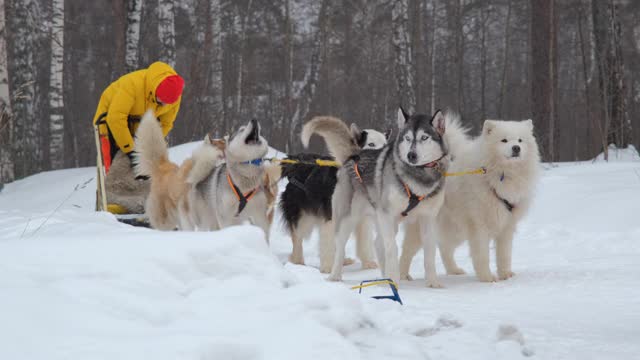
[0,0,14,183]
[48,0,64,169]
[234,0,253,117]
[125,0,143,72]
[6,0,39,178]
[157,0,176,67]
[283,0,293,134]
[392,0,416,113]
[207,0,223,130]
[288,0,330,150]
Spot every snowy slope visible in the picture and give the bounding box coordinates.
[0,143,639,359]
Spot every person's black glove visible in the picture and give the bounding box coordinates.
[126,151,150,181]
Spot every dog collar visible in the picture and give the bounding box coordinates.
[419,153,447,169]
[240,158,265,166]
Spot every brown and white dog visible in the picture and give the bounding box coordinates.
[134,110,226,230]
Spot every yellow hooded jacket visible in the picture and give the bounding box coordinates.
[93,61,181,154]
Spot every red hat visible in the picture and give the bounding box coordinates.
[155,75,184,104]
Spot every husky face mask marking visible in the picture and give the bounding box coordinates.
[227,118,268,162]
[483,119,535,161]
[396,108,446,166]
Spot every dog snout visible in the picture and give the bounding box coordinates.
[512,145,520,154]
[407,152,417,163]
[250,119,260,132]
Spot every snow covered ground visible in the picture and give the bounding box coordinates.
[1,143,639,359]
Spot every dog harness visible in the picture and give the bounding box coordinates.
[492,172,514,212]
[400,181,442,217]
[227,172,258,215]
[492,188,514,212]
[240,158,265,166]
[352,158,441,217]
[352,160,379,207]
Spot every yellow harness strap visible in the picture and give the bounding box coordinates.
[442,167,487,177]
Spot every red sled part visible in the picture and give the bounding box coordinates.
[100,135,112,174]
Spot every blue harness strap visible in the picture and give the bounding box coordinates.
[241,158,265,166]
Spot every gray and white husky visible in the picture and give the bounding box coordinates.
[309,108,450,287]
[192,119,273,241]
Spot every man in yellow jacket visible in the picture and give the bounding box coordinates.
[93,61,184,214]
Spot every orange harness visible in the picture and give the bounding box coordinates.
[227,172,258,215]
[354,162,364,183]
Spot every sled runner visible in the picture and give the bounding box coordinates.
[351,279,403,305]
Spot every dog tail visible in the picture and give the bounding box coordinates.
[444,111,472,157]
[186,135,226,185]
[301,116,359,163]
[134,110,169,178]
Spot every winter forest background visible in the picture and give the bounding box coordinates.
[0,0,639,184]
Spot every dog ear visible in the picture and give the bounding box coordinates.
[358,130,369,148]
[212,138,226,151]
[397,107,409,128]
[203,133,213,144]
[384,128,393,140]
[524,119,534,132]
[483,120,496,135]
[350,123,363,145]
[431,110,445,136]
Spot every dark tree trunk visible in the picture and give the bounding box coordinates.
[530,0,557,161]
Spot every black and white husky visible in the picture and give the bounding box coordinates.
[280,117,389,272]
[308,108,450,287]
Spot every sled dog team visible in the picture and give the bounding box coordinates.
[134,107,540,287]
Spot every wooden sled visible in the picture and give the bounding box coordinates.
[94,125,149,228]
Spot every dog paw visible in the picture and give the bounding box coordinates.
[343,257,355,266]
[477,273,498,283]
[447,267,466,275]
[319,265,332,274]
[326,274,342,282]
[361,260,378,270]
[403,273,414,281]
[288,255,305,265]
[425,276,444,289]
[498,270,515,280]
[426,278,444,288]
